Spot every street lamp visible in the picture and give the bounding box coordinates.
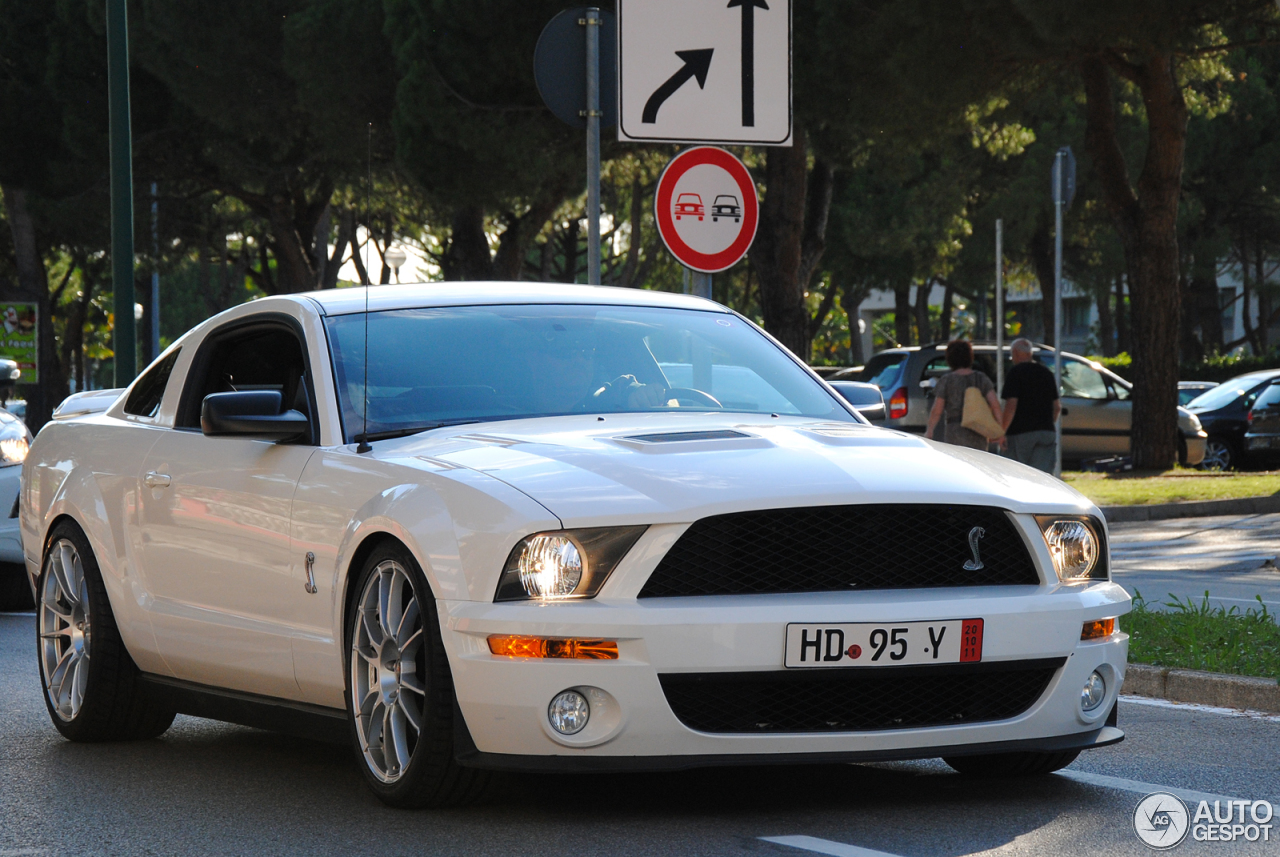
[384,246,407,283]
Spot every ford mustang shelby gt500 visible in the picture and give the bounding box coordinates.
[22,283,1128,807]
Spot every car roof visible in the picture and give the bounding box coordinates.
[295,282,729,317]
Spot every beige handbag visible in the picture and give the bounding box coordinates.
[960,381,1005,440]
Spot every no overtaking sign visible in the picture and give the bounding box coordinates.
[655,147,759,273]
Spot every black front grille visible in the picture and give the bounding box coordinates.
[659,658,1064,733]
[638,504,1039,598]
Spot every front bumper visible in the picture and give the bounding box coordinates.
[1183,432,1207,466]
[439,582,1130,768]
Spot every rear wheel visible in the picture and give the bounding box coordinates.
[346,541,488,808]
[37,521,174,741]
[943,749,1080,778]
[1200,437,1235,471]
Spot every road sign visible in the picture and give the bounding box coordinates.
[534,7,618,129]
[617,0,791,146]
[655,147,759,273]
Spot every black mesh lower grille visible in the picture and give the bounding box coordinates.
[639,504,1039,598]
[659,659,1063,733]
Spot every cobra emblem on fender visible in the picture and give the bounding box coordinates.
[963,527,986,571]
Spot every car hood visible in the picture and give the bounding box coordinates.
[375,413,1095,527]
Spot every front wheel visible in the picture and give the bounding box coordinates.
[1200,437,1235,471]
[943,749,1080,778]
[346,541,488,808]
[37,522,174,741]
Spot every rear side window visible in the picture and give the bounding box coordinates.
[123,348,182,418]
[857,353,907,389]
[1255,384,1280,410]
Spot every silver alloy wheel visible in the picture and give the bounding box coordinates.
[38,538,91,722]
[350,559,427,783]
[1201,438,1232,471]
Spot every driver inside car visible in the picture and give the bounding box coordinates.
[528,323,669,414]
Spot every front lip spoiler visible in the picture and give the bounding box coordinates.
[452,704,1124,773]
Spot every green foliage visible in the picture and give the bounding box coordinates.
[1097,350,1280,383]
[1128,591,1280,680]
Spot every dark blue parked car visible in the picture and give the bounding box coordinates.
[1186,370,1280,470]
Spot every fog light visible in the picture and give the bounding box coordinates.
[1081,670,1106,711]
[548,690,590,735]
[1081,618,1116,640]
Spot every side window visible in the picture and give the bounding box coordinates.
[1256,384,1280,410]
[124,348,182,418]
[180,325,313,440]
[923,356,950,379]
[1061,360,1109,400]
[1108,380,1131,401]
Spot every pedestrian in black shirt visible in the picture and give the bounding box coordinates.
[1000,338,1060,473]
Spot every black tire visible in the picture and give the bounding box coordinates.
[1200,436,1235,471]
[943,749,1080,778]
[0,562,34,611]
[344,540,489,809]
[37,521,175,742]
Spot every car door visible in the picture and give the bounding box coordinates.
[136,318,319,699]
[1060,358,1130,459]
[1245,382,1280,454]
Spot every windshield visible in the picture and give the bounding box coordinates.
[856,353,908,389]
[1187,381,1254,411]
[324,304,853,441]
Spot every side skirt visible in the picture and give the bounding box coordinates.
[139,674,348,745]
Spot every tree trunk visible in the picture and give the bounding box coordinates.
[894,284,912,346]
[1082,54,1187,470]
[1095,285,1114,357]
[440,206,493,281]
[1,185,61,431]
[939,280,955,341]
[749,128,834,359]
[1114,274,1130,354]
[1029,223,1056,346]
[914,280,931,345]
[1255,244,1271,352]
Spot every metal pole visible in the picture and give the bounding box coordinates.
[107,0,136,384]
[682,267,691,295]
[150,182,160,363]
[995,218,1004,396]
[584,8,602,286]
[692,271,712,300]
[1053,151,1064,478]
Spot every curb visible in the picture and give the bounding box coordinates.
[1101,494,1280,523]
[1124,663,1280,713]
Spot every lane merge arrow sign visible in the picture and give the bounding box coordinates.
[619,0,791,146]
[642,49,714,123]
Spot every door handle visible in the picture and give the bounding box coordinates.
[144,471,172,489]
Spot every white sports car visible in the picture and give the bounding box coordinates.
[22,284,1128,807]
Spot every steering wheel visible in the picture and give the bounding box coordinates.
[664,387,723,408]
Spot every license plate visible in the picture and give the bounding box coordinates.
[784,619,984,668]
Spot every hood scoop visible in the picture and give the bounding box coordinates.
[623,430,749,444]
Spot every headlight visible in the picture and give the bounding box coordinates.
[1035,515,1106,581]
[495,526,647,601]
[0,435,27,465]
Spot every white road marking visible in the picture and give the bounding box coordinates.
[1120,693,1280,723]
[1058,770,1277,811]
[760,835,904,857]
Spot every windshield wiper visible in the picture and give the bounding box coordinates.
[358,419,481,443]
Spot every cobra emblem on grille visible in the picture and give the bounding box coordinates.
[963,527,986,570]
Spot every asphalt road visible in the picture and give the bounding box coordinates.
[1,611,1278,856]
[1109,513,1280,617]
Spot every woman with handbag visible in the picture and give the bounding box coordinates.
[924,340,1004,450]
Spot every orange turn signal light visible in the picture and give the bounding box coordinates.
[1081,618,1116,641]
[487,635,618,660]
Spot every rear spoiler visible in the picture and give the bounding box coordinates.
[52,388,125,421]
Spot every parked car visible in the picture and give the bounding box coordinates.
[1178,381,1217,406]
[1185,370,1280,470]
[841,343,1207,467]
[829,380,886,422]
[1242,381,1280,464]
[0,406,33,610]
[23,283,1127,807]
[674,193,704,220]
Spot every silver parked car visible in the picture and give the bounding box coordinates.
[837,344,1207,467]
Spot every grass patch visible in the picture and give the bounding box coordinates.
[1126,591,1280,681]
[1063,470,1280,506]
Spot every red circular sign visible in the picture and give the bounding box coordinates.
[654,146,759,274]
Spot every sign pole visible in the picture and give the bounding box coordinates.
[107,0,136,384]
[1053,150,1064,479]
[584,8,602,285]
[995,218,1004,397]
[692,271,712,300]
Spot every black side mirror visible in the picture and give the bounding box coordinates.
[201,391,308,441]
